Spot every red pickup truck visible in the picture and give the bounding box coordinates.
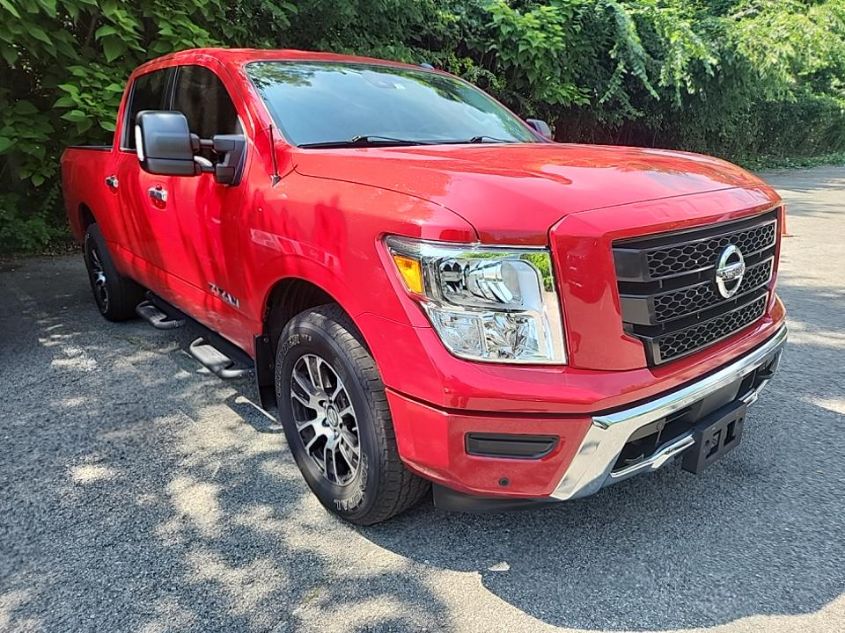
[61,48,786,524]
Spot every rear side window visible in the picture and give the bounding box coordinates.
[123,68,169,149]
[172,65,241,139]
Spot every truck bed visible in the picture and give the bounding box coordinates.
[66,145,112,151]
[61,145,115,241]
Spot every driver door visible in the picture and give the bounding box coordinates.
[165,62,250,338]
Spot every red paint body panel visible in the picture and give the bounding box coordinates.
[61,48,786,499]
[551,189,782,370]
[386,389,593,497]
[293,143,770,246]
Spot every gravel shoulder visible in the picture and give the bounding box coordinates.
[1,167,843,633]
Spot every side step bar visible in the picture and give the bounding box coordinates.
[138,292,254,382]
[136,300,185,329]
[189,337,250,380]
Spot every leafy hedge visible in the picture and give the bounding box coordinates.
[2,0,844,253]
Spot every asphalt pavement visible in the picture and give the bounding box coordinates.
[1,166,843,633]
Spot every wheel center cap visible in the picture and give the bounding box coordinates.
[326,406,340,428]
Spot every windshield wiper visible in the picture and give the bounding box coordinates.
[467,135,518,144]
[299,135,433,149]
[299,134,521,148]
[432,135,520,145]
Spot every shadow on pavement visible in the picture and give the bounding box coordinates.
[1,231,842,631]
[360,277,844,631]
[0,257,449,633]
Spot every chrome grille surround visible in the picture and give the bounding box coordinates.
[614,209,779,365]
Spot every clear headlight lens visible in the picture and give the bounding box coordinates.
[385,236,566,364]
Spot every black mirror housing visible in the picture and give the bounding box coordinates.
[211,134,246,186]
[136,111,197,176]
[526,118,553,140]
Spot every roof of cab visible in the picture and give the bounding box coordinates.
[134,47,427,75]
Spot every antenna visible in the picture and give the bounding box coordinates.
[269,124,281,185]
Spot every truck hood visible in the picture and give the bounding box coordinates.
[293,143,773,244]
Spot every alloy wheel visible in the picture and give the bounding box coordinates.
[290,353,361,486]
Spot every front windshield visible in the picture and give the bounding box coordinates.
[246,61,538,147]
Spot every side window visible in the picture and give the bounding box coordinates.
[172,65,241,140]
[123,68,169,150]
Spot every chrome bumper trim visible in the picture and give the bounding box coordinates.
[606,433,696,484]
[551,325,787,500]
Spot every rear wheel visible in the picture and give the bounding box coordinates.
[275,305,429,525]
[83,224,144,321]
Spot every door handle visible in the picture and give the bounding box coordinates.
[148,186,168,204]
[105,175,119,190]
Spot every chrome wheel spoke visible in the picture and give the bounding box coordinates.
[303,429,325,453]
[340,426,358,446]
[337,431,359,471]
[290,353,361,487]
[306,355,324,391]
[336,405,354,419]
[291,388,311,408]
[292,369,318,397]
[330,380,344,403]
[324,442,338,482]
[296,413,326,434]
[291,373,320,409]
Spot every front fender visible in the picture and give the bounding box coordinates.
[246,172,478,330]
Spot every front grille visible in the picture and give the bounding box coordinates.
[652,258,772,322]
[654,294,768,362]
[614,210,778,365]
[647,222,776,279]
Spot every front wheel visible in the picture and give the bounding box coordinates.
[275,305,429,525]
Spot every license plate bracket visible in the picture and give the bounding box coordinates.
[681,401,747,474]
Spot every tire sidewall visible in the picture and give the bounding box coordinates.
[275,316,384,521]
[83,224,142,321]
[83,226,110,316]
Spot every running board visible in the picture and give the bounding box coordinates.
[189,337,250,380]
[142,292,257,387]
[136,300,185,329]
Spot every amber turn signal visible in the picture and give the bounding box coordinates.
[391,254,424,294]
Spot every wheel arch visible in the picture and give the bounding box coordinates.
[257,276,373,409]
[263,277,339,347]
[72,203,97,241]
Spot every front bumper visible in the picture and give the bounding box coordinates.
[551,323,786,500]
[388,324,786,503]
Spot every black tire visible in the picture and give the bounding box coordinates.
[275,304,429,525]
[83,224,144,321]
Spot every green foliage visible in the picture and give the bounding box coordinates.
[0,0,300,253]
[486,0,590,110]
[2,0,844,253]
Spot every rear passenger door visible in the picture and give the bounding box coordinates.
[114,67,175,272]
[166,63,250,337]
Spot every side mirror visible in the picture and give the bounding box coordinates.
[526,118,553,140]
[211,134,246,186]
[135,111,197,177]
[136,110,246,185]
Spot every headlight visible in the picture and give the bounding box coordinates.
[385,236,566,364]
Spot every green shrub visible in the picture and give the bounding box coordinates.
[1,0,844,254]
